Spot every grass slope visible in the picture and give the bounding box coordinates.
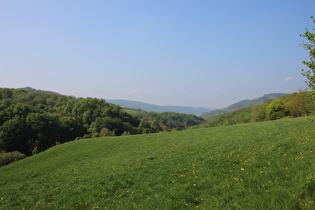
[1,118,315,209]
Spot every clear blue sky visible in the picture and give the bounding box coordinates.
[1,0,314,108]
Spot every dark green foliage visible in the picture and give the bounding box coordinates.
[138,121,157,134]
[0,88,145,156]
[26,113,62,154]
[0,151,26,166]
[0,115,30,154]
[137,111,205,131]
[59,117,86,140]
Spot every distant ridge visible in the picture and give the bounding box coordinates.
[15,88,211,115]
[200,93,287,120]
[107,99,213,115]
[18,86,58,94]
[17,88,285,117]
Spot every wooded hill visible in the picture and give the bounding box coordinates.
[200,93,286,120]
[192,91,315,128]
[0,88,204,159]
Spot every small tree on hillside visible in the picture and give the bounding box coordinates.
[301,17,315,91]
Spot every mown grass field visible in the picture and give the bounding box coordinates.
[1,117,315,209]
[122,108,143,115]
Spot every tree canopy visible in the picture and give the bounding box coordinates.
[0,88,144,155]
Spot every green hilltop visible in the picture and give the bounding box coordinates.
[1,117,315,209]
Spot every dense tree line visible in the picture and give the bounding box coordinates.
[191,91,315,128]
[0,88,141,156]
[0,88,205,158]
[136,111,205,132]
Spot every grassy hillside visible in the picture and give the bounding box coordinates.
[1,118,315,209]
[121,107,145,116]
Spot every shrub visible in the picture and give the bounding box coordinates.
[266,98,285,120]
[0,151,26,167]
[99,128,115,137]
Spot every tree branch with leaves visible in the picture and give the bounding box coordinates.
[301,16,315,91]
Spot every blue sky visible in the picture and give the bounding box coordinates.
[1,0,314,108]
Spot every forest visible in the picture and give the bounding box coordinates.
[0,88,205,160]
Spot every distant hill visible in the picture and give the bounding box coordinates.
[18,86,58,94]
[200,93,287,120]
[107,99,213,115]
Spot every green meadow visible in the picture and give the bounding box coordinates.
[1,117,315,209]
